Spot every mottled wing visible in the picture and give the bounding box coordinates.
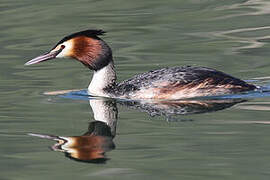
[115,66,256,99]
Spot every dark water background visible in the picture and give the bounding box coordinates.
[1,0,270,179]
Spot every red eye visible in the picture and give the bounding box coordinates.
[61,45,65,49]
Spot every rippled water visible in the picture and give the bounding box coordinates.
[1,0,270,179]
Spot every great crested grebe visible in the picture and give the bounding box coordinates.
[25,29,256,99]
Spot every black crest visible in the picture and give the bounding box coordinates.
[51,29,106,50]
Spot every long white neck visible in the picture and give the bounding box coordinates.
[88,61,116,97]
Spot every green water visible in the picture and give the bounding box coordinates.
[1,0,270,179]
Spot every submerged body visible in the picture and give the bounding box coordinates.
[25,29,256,99]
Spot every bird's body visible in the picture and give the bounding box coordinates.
[25,29,256,100]
[108,66,255,99]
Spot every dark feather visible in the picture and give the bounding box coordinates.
[108,66,256,97]
[51,29,106,51]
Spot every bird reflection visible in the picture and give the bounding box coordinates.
[29,99,117,163]
[118,98,245,120]
[29,90,245,163]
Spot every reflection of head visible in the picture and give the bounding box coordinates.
[28,98,118,164]
[61,99,118,163]
[53,121,115,164]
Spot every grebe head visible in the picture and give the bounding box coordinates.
[25,29,112,71]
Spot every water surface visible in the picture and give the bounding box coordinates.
[1,0,270,179]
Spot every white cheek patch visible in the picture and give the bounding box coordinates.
[55,40,74,58]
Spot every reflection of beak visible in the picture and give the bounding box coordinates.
[25,48,63,66]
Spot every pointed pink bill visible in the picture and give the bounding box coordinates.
[25,47,64,66]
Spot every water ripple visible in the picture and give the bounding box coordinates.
[216,0,270,18]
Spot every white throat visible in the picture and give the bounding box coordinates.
[88,61,116,97]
